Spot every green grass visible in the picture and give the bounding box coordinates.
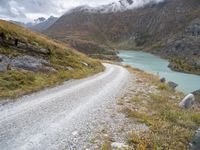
[0,20,104,99]
[122,66,200,150]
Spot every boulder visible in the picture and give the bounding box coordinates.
[179,94,195,109]
[111,142,128,149]
[10,55,55,72]
[160,77,166,83]
[189,128,200,150]
[168,81,178,89]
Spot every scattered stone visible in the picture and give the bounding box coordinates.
[66,66,73,71]
[160,77,166,83]
[111,142,128,149]
[168,81,178,89]
[81,62,89,67]
[179,94,195,109]
[39,48,50,54]
[189,128,200,150]
[72,131,79,136]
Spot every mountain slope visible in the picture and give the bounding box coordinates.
[46,0,200,74]
[0,20,103,98]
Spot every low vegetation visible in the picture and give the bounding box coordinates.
[0,20,104,99]
[121,66,200,149]
[169,57,200,75]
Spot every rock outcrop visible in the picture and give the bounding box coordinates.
[168,81,178,89]
[0,54,56,72]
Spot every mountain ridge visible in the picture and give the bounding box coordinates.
[46,0,200,74]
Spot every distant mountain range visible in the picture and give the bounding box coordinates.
[10,16,58,32]
[45,0,200,75]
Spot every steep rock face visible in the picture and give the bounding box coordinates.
[46,0,200,73]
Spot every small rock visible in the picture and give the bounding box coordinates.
[179,94,195,109]
[72,131,78,136]
[39,48,50,54]
[81,62,89,67]
[189,128,200,150]
[168,81,178,89]
[66,66,73,71]
[160,77,166,83]
[111,142,128,149]
[0,63,7,72]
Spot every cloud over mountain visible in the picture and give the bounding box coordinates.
[0,0,164,22]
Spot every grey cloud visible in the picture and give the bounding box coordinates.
[0,0,117,21]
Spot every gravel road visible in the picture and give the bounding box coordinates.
[0,63,130,150]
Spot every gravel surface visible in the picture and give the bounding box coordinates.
[0,63,131,150]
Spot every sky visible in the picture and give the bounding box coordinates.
[0,0,117,22]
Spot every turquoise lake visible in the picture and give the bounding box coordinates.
[118,50,200,94]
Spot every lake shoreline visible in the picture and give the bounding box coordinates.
[117,49,200,76]
[118,50,200,94]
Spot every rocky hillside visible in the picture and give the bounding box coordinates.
[45,0,200,74]
[0,20,103,98]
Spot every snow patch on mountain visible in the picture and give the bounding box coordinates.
[68,0,165,14]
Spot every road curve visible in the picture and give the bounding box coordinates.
[0,63,130,150]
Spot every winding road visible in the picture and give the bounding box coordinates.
[0,63,130,150]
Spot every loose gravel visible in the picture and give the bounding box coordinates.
[0,63,131,150]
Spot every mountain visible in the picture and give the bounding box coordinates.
[46,0,200,75]
[0,20,103,98]
[30,16,58,32]
[10,16,57,32]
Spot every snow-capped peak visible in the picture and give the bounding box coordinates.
[67,0,165,14]
[98,0,165,13]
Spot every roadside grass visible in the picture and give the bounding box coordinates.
[122,66,200,149]
[0,65,103,98]
[0,20,104,99]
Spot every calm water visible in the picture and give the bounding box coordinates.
[118,50,200,94]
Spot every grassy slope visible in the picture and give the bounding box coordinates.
[122,66,200,149]
[0,20,104,98]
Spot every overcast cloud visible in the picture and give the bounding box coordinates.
[0,0,117,22]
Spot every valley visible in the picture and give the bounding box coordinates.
[0,0,200,149]
[45,0,200,75]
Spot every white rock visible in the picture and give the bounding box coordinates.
[111,142,128,149]
[179,94,195,109]
[72,131,78,136]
